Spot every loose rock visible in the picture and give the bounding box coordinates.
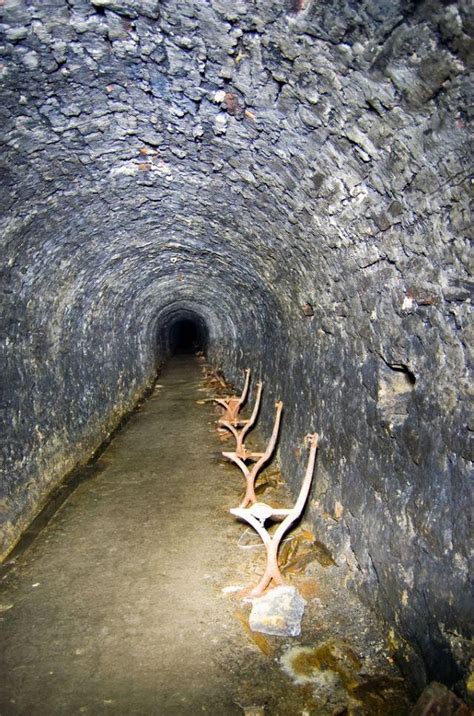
[249,586,306,637]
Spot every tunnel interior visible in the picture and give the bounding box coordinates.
[166,314,209,355]
[169,318,204,354]
[0,0,472,705]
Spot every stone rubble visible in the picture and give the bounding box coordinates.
[249,585,306,637]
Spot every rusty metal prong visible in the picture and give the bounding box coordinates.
[212,368,251,421]
[243,450,264,460]
[238,368,251,408]
[218,417,246,427]
[222,447,264,464]
[230,432,319,597]
[223,401,283,507]
[218,381,263,456]
[222,452,250,478]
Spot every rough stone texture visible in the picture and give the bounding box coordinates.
[249,585,306,637]
[409,681,472,715]
[0,0,472,696]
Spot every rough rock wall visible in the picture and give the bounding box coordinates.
[1,0,472,692]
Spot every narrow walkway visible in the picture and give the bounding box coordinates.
[0,357,244,714]
[0,357,411,715]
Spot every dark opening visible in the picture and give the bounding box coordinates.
[169,318,206,354]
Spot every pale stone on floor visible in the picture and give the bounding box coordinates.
[249,585,306,637]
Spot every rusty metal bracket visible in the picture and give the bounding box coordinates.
[218,380,263,457]
[223,401,283,508]
[213,368,251,422]
[230,433,319,597]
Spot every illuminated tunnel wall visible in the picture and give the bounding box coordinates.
[0,0,472,692]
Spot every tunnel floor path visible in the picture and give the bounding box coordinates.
[0,356,412,715]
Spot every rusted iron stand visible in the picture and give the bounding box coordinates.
[213,368,251,422]
[223,401,283,508]
[218,380,263,457]
[230,433,319,596]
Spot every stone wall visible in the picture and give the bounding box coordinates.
[1,0,472,692]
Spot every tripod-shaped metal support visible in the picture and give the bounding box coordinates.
[213,368,251,422]
[230,433,319,597]
[218,381,263,457]
[223,401,283,508]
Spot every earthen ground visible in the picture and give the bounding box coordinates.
[0,356,412,715]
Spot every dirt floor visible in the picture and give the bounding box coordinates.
[0,356,413,715]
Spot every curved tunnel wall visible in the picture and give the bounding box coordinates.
[1,0,472,692]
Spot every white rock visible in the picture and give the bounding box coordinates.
[110,164,138,177]
[213,90,226,103]
[22,51,39,70]
[214,113,228,135]
[249,585,306,637]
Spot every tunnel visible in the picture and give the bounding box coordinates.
[161,310,209,354]
[0,0,472,712]
[169,318,203,353]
